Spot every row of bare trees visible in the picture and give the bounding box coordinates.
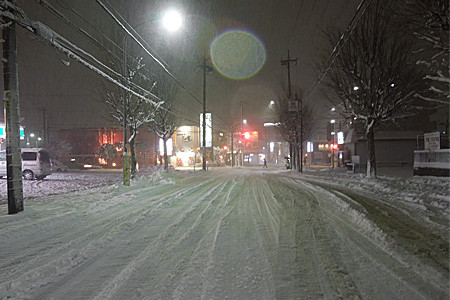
[319,0,448,178]
[104,56,179,176]
[98,1,182,177]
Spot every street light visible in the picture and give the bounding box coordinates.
[162,10,182,32]
[122,9,183,185]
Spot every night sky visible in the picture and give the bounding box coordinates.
[12,0,361,138]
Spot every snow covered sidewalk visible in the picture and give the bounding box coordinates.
[0,170,123,206]
[0,167,448,299]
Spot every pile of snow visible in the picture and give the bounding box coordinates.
[295,169,449,239]
[0,171,122,207]
[136,165,177,185]
[138,164,175,176]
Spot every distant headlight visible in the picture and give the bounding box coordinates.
[84,164,92,168]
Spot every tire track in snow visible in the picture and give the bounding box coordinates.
[298,177,449,297]
[280,175,446,299]
[156,176,245,299]
[1,176,215,299]
[265,176,325,298]
[91,174,237,300]
[0,181,182,282]
[3,168,446,299]
[35,176,225,300]
[267,175,361,298]
[205,175,276,299]
[170,178,242,299]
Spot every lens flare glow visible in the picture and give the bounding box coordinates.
[210,29,266,79]
[162,10,182,32]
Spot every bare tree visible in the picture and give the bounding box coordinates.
[105,58,158,177]
[150,70,179,171]
[405,0,449,105]
[321,0,420,178]
[94,1,161,178]
[274,89,315,172]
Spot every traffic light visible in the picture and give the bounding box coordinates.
[223,145,228,151]
[242,132,250,140]
[332,143,338,150]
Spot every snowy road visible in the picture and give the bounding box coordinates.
[0,168,448,299]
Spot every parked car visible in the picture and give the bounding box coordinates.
[51,159,68,172]
[0,148,53,180]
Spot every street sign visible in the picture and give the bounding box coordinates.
[424,132,440,151]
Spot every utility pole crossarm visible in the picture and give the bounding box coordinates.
[281,50,298,100]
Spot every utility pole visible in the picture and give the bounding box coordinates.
[332,122,335,170]
[201,56,212,171]
[281,50,299,171]
[300,98,303,173]
[42,107,48,145]
[2,1,24,214]
[240,102,244,167]
[230,127,234,167]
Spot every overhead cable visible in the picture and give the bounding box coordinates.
[306,0,372,98]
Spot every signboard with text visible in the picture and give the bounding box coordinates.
[200,113,212,147]
[0,125,24,140]
[424,132,440,151]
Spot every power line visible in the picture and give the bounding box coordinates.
[36,0,232,132]
[33,0,160,92]
[96,0,197,101]
[96,0,233,130]
[5,3,164,107]
[305,0,372,98]
[18,1,238,134]
[27,1,210,128]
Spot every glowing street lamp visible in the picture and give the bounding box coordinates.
[162,10,183,32]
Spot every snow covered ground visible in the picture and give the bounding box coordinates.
[0,166,448,299]
[0,170,122,206]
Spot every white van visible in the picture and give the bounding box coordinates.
[0,148,53,180]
